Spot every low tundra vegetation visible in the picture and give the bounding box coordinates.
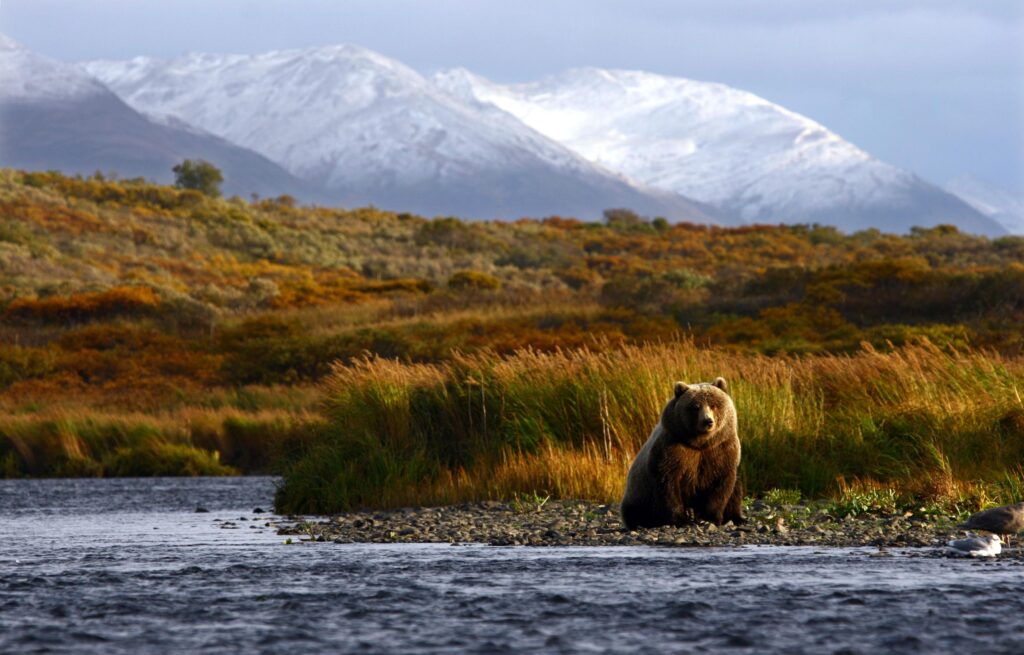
[2,169,1023,510]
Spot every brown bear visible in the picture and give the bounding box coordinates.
[620,377,745,529]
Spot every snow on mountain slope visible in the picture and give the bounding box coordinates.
[435,67,1003,236]
[85,47,722,222]
[0,35,316,200]
[0,33,106,101]
[945,176,1024,235]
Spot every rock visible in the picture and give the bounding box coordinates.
[194,507,210,513]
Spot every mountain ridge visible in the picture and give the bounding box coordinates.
[0,35,1004,233]
[0,35,317,201]
[83,45,723,223]
[434,66,1003,235]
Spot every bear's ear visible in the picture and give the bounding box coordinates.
[674,381,689,398]
[712,377,729,394]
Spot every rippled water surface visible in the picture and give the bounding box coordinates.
[2,477,1023,654]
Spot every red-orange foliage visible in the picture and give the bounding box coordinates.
[541,216,584,229]
[0,199,109,236]
[5,287,161,324]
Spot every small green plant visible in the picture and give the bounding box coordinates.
[297,520,318,540]
[762,488,802,507]
[512,491,551,514]
[825,487,900,518]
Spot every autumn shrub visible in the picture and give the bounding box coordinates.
[448,270,501,291]
[555,266,602,291]
[56,323,180,352]
[6,287,161,324]
[0,345,57,388]
[217,316,361,385]
[415,217,490,250]
[352,278,433,295]
[600,270,709,313]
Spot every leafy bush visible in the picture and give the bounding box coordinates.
[172,159,224,197]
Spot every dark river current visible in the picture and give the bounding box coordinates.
[1,477,1022,654]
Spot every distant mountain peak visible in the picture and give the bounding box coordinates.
[435,65,1002,235]
[0,36,314,201]
[0,32,108,102]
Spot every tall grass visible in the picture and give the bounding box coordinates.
[0,407,320,477]
[276,340,1024,513]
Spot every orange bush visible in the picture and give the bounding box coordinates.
[5,287,161,324]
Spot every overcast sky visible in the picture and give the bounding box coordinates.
[3,0,1022,193]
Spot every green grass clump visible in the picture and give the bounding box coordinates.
[276,340,1024,514]
[823,488,901,518]
[103,442,234,477]
[0,409,318,478]
[762,488,803,507]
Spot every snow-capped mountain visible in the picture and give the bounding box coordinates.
[435,67,1003,236]
[5,35,1003,233]
[0,35,312,200]
[945,176,1024,235]
[84,46,721,222]
[0,33,106,101]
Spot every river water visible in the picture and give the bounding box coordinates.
[1,477,1022,654]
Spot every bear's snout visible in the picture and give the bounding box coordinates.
[696,406,716,433]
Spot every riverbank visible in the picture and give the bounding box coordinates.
[276,498,1022,554]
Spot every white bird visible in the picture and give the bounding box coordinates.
[946,534,1002,558]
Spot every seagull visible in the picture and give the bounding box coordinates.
[958,502,1024,546]
[946,534,1002,558]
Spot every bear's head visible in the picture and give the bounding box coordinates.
[661,377,734,448]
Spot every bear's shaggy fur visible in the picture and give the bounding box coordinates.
[620,378,745,529]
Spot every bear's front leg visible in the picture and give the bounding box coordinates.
[724,477,746,525]
[699,470,737,525]
[663,478,693,527]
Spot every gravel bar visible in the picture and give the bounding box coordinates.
[276,499,1023,556]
